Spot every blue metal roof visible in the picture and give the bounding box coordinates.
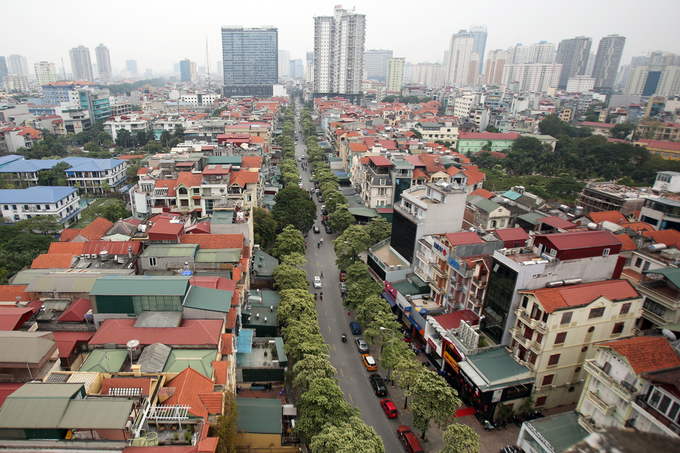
[0,157,125,174]
[0,186,77,203]
[64,157,125,172]
[0,159,60,173]
[501,190,523,201]
[236,328,254,354]
[0,155,23,168]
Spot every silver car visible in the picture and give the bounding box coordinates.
[355,337,369,353]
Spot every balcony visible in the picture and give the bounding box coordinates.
[431,262,446,277]
[577,413,598,434]
[587,390,616,414]
[638,280,680,310]
[429,281,445,295]
[472,277,487,288]
[414,267,431,283]
[468,295,482,307]
[515,307,530,323]
[584,360,634,401]
[416,250,433,265]
[633,395,680,437]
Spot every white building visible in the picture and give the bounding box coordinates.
[103,115,151,141]
[485,49,508,85]
[566,76,596,93]
[179,93,218,107]
[411,63,444,87]
[313,5,366,95]
[576,335,680,438]
[446,30,475,86]
[386,58,405,92]
[501,63,562,92]
[453,94,478,119]
[34,61,58,88]
[7,55,29,78]
[0,186,81,224]
[3,74,29,93]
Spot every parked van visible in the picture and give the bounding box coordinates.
[397,425,424,453]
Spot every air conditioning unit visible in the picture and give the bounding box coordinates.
[564,382,571,387]
[579,379,585,384]
[550,385,557,390]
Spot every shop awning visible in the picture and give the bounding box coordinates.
[458,360,488,390]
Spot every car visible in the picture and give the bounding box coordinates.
[313,276,322,288]
[380,398,398,418]
[318,196,325,203]
[315,188,320,194]
[369,374,387,396]
[397,425,424,453]
[339,282,347,293]
[362,354,377,371]
[349,321,361,335]
[325,225,332,234]
[313,226,320,233]
[339,269,347,282]
[355,337,368,353]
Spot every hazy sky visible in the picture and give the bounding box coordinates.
[3,0,679,76]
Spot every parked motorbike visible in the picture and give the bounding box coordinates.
[483,420,495,430]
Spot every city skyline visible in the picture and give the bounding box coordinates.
[1,0,679,79]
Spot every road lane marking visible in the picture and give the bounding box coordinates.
[333,344,336,351]
[349,393,353,404]
[340,368,344,377]
[328,325,331,333]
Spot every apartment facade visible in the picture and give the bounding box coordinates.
[69,45,94,82]
[221,27,278,97]
[0,186,81,224]
[555,37,592,89]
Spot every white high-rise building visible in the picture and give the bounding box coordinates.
[314,5,366,96]
[386,58,405,92]
[446,30,475,86]
[528,42,556,63]
[8,55,29,78]
[592,35,626,90]
[501,63,562,92]
[95,44,112,84]
[278,50,290,79]
[34,61,58,87]
[485,49,508,85]
[69,45,94,82]
[411,63,444,87]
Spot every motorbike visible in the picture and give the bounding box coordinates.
[341,333,347,342]
[317,242,321,248]
[314,293,318,300]
[320,292,324,300]
[483,420,495,430]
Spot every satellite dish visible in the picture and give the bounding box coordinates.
[662,329,677,342]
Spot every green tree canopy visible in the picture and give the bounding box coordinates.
[407,370,462,439]
[277,288,316,327]
[296,377,359,439]
[363,217,391,245]
[253,207,277,247]
[292,354,337,393]
[272,264,309,291]
[328,206,355,235]
[13,215,62,235]
[439,423,481,453]
[271,225,306,260]
[309,416,384,453]
[334,225,370,269]
[37,162,71,186]
[272,186,317,233]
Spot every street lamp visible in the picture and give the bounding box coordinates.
[380,326,395,382]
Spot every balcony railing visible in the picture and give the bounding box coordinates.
[414,267,431,283]
[472,277,487,288]
[584,360,634,401]
[416,250,433,265]
[577,413,598,434]
[587,390,616,414]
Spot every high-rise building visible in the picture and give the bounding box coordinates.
[34,61,58,87]
[314,5,366,98]
[95,44,112,83]
[290,59,304,78]
[591,35,626,91]
[584,52,596,77]
[624,64,680,97]
[501,63,562,92]
[278,50,290,79]
[306,51,314,65]
[221,26,278,97]
[179,59,197,83]
[364,49,393,82]
[555,36,592,89]
[445,30,475,86]
[528,42,555,63]
[485,49,508,85]
[8,55,29,78]
[126,60,138,75]
[411,63,444,86]
[470,25,488,74]
[69,45,94,82]
[0,57,7,80]
[386,58,405,92]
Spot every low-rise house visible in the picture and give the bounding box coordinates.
[457,132,519,154]
[465,195,512,230]
[0,331,58,381]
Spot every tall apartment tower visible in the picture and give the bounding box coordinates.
[0,57,7,80]
[126,60,138,75]
[180,59,197,82]
[221,26,278,97]
[34,61,58,87]
[278,50,290,79]
[314,5,366,98]
[528,42,555,63]
[8,55,29,78]
[386,58,405,92]
[555,36,592,89]
[445,30,475,86]
[485,49,508,85]
[470,25,488,74]
[591,35,626,91]
[95,44,112,83]
[69,45,94,82]
[364,49,393,82]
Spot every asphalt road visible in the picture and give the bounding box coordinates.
[294,108,404,452]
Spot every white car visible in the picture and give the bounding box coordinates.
[313,276,322,288]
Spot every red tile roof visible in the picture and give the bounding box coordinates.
[221,333,233,355]
[445,232,484,246]
[459,132,520,140]
[495,228,530,242]
[539,216,578,230]
[369,155,393,167]
[643,229,680,248]
[59,229,81,242]
[241,156,263,169]
[581,121,615,129]
[57,298,91,322]
[52,331,94,358]
[0,307,35,331]
[587,211,627,224]
[614,234,637,252]
[349,143,368,153]
[155,179,178,197]
[79,217,114,240]
[89,319,223,346]
[197,437,219,453]
[199,392,223,415]
[620,221,654,233]
[176,172,203,188]
[180,234,244,250]
[229,170,259,187]
[82,240,141,256]
[0,285,29,303]
[212,361,229,386]
[537,230,622,251]
[462,169,486,185]
[599,336,680,374]
[30,253,75,269]
[522,279,639,313]
[48,242,85,255]
[434,310,480,330]
[403,155,425,167]
[164,368,216,419]
[638,139,680,152]
[412,169,429,180]
[470,188,495,199]
[190,276,237,291]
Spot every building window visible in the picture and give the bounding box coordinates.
[541,374,554,386]
[620,303,631,315]
[612,322,625,335]
[536,333,543,344]
[589,307,605,319]
[643,299,667,317]
[548,354,560,366]
[149,257,157,267]
[603,248,610,256]
[634,257,643,268]
[554,332,567,345]
[536,396,548,407]
[560,312,572,325]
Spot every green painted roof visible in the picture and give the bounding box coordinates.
[518,212,548,225]
[211,211,235,224]
[349,206,379,218]
[252,250,278,276]
[466,347,533,391]
[80,349,128,372]
[90,276,190,296]
[644,267,680,288]
[9,382,83,399]
[468,195,503,213]
[527,412,589,453]
[236,397,282,434]
[207,156,242,165]
[162,349,217,377]
[262,194,276,207]
[184,286,233,312]
[391,279,423,296]
[141,244,199,257]
[260,289,280,307]
[0,396,70,428]
[195,248,241,263]
[59,400,133,429]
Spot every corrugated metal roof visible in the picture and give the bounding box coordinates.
[235,398,282,434]
[236,329,254,354]
[184,286,233,313]
[134,311,182,328]
[25,274,99,294]
[138,343,172,373]
[0,331,55,364]
[141,244,198,258]
[501,189,523,201]
[162,349,217,377]
[59,399,133,429]
[0,186,77,204]
[0,396,70,428]
[80,349,128,372]
[90,276,190,296]
[195,249,241,263]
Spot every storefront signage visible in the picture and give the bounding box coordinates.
[443,350,459,373]
[432,239,450,260]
